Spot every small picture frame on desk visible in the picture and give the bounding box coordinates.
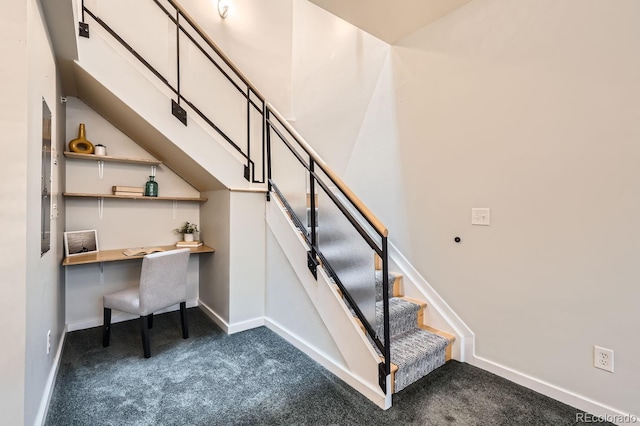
[64,230,99,257]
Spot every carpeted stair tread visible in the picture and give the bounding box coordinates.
[389,328,450,392]
[375,298,421,341]
[299,195,451,395]
[375,270,400,300]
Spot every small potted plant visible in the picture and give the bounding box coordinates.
[174,221,199,242]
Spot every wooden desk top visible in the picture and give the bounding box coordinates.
[62,245,215,266]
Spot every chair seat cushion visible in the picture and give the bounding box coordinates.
[103,287,140,315]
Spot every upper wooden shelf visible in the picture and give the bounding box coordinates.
[64,151,162,166]
[63,193,207,202]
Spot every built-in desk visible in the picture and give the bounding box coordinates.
[62,245,215,266]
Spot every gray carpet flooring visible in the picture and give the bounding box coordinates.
[46,308,611,425]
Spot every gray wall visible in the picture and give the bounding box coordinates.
[0,0,66,424]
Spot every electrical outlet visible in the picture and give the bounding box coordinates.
[46,330,51,354]
[593,346,614,372]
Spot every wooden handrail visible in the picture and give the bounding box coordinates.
[167,0,265,103]
[267,103,388,238]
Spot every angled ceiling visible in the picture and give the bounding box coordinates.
[40,0,79,95]
[308,0,472,44]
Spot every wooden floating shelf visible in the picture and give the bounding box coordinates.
[63,193,207,202]
[62,245,215,266]
[64,151,162,166]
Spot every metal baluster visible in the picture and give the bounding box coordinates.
[266,108,272,200]
[245,87,251,181]
[307,160,319,279]
[382,236,391,391]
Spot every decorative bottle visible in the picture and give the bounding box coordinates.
[68,123,95,154]
[144,176,158,197]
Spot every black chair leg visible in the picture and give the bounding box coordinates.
[148,313,154,329]
[180,302,189,339]
[140,315,151,358]
[103,308,111,347]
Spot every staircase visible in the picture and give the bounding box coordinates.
[293,191,456,395]
[58,0,461,408]
[329,250,455,394]
[373,270,454,392]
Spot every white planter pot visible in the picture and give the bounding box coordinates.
[183,233,194,242]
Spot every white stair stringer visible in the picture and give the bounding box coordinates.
[266,195,392,410]
[73,21,259,191]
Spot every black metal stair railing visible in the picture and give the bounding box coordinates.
[265,106,392,392]
[79,0,392,394]
[80,0,266,183]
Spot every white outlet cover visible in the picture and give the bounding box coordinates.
[593,345,614,373]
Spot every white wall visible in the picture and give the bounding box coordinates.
[342,56,409,240]
[265,228,345,363]
[178,0,293,117]
[228,191,266,327]
[199,190,266,332]
[342,0,640,417]
[199,189,231,323]
[290,0,389,175]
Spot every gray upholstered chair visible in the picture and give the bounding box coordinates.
[102,248,191,358]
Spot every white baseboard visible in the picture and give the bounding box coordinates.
[265,318,390,410]
[228,317,265,334]
[473,356,637,424]
[197,301,229,333]
[387,244,636,420]
[35,325,67,426]
[66,299,199,332]
[197,300,264,335]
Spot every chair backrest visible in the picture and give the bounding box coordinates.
[139,248,190,315]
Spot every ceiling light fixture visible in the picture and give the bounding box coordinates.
[218,0,229,19]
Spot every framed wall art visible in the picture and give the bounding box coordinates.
[64,230,99,257]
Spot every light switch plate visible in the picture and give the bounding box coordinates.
[472,208,490,226]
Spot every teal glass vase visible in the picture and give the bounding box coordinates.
[144,176,158,197]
